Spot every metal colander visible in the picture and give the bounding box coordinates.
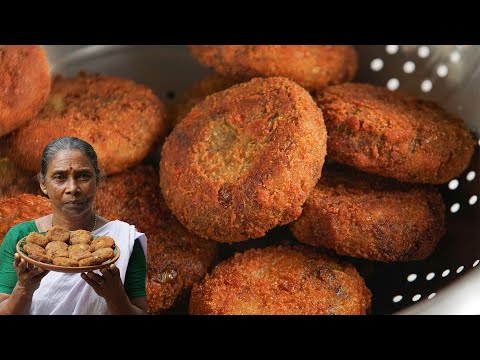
[43,45,480,315]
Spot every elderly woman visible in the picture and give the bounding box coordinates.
[0,137,147,314]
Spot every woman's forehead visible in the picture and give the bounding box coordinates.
[48,149,93,169]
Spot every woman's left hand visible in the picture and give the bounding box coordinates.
[81,264,124,301]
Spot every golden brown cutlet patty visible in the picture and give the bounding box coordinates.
[69,249,93,261]
[23,242,46,255]
[91,247,115,262]
[189,245,371,315]
[45,241,68,252]
[160,77,327,243]
[189,45,357,92]
[90,236,114,251]
[7,72,168,175]
[148,74,237,171]
[0,156,41,198]
[68,243,92,253]
[30,252,53,264]
[69,230,92,245]
[26,232,49,247]
[0,45,51,136]
[0,194,51,245]
[53,257,78,267]
[290,164,446,262]
[95,164,218,313]
[169,73,238,129]
[147,215,219,314]
[75,248,115,266]
[45,241,69,258]
[47,249,69,258]
[77,257,97,266]
[316,83,475,184]
[46,225,70,243]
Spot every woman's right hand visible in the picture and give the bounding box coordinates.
[13,253,49,294]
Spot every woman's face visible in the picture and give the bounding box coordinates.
[40,149,97,218]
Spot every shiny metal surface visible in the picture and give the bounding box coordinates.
[43,45,211,106]
[42,45,480,314]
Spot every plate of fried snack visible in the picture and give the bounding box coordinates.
[16,225,120,273]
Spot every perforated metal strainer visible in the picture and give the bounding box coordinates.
[43,45,480,315]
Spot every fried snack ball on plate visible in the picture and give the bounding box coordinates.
[68,243,92,253]
[189,245,371,315]
[0,194,51,245]
[316,83,475,184]
[69,249,93,261]
[0,45,51,136]
[189,45,357,92]
[95,164,218,313]
[290,164,446,262]
[160,77,327,242]
[69,230,92,245]
[78,248,114,266]
[90,236,115,251]
[77,257,98,267]
[29,252,53,264]
[26,232,49,248]
[23,242,46,256]
[45,241,69,258]
[93,247,115,261]
[53,257,79,267]
[7,72,168,175]
[46,225,70,243]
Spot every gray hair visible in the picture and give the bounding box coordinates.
[38,136,101,183]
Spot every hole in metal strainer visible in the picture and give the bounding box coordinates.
[421,79,433,92]
[387,78,400,90]
[418,46,430,58]
[407,274,417,282]
[412,294,422,302]
[436,64,449,77]
[386,45,399,55]
[448,179,459,190]
[403,61,416,74]
[370,58,384,72]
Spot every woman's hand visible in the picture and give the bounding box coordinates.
[0,254,49,314]
[81,264,124,302]
[13,253,49,294]
[81,264,147,315]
